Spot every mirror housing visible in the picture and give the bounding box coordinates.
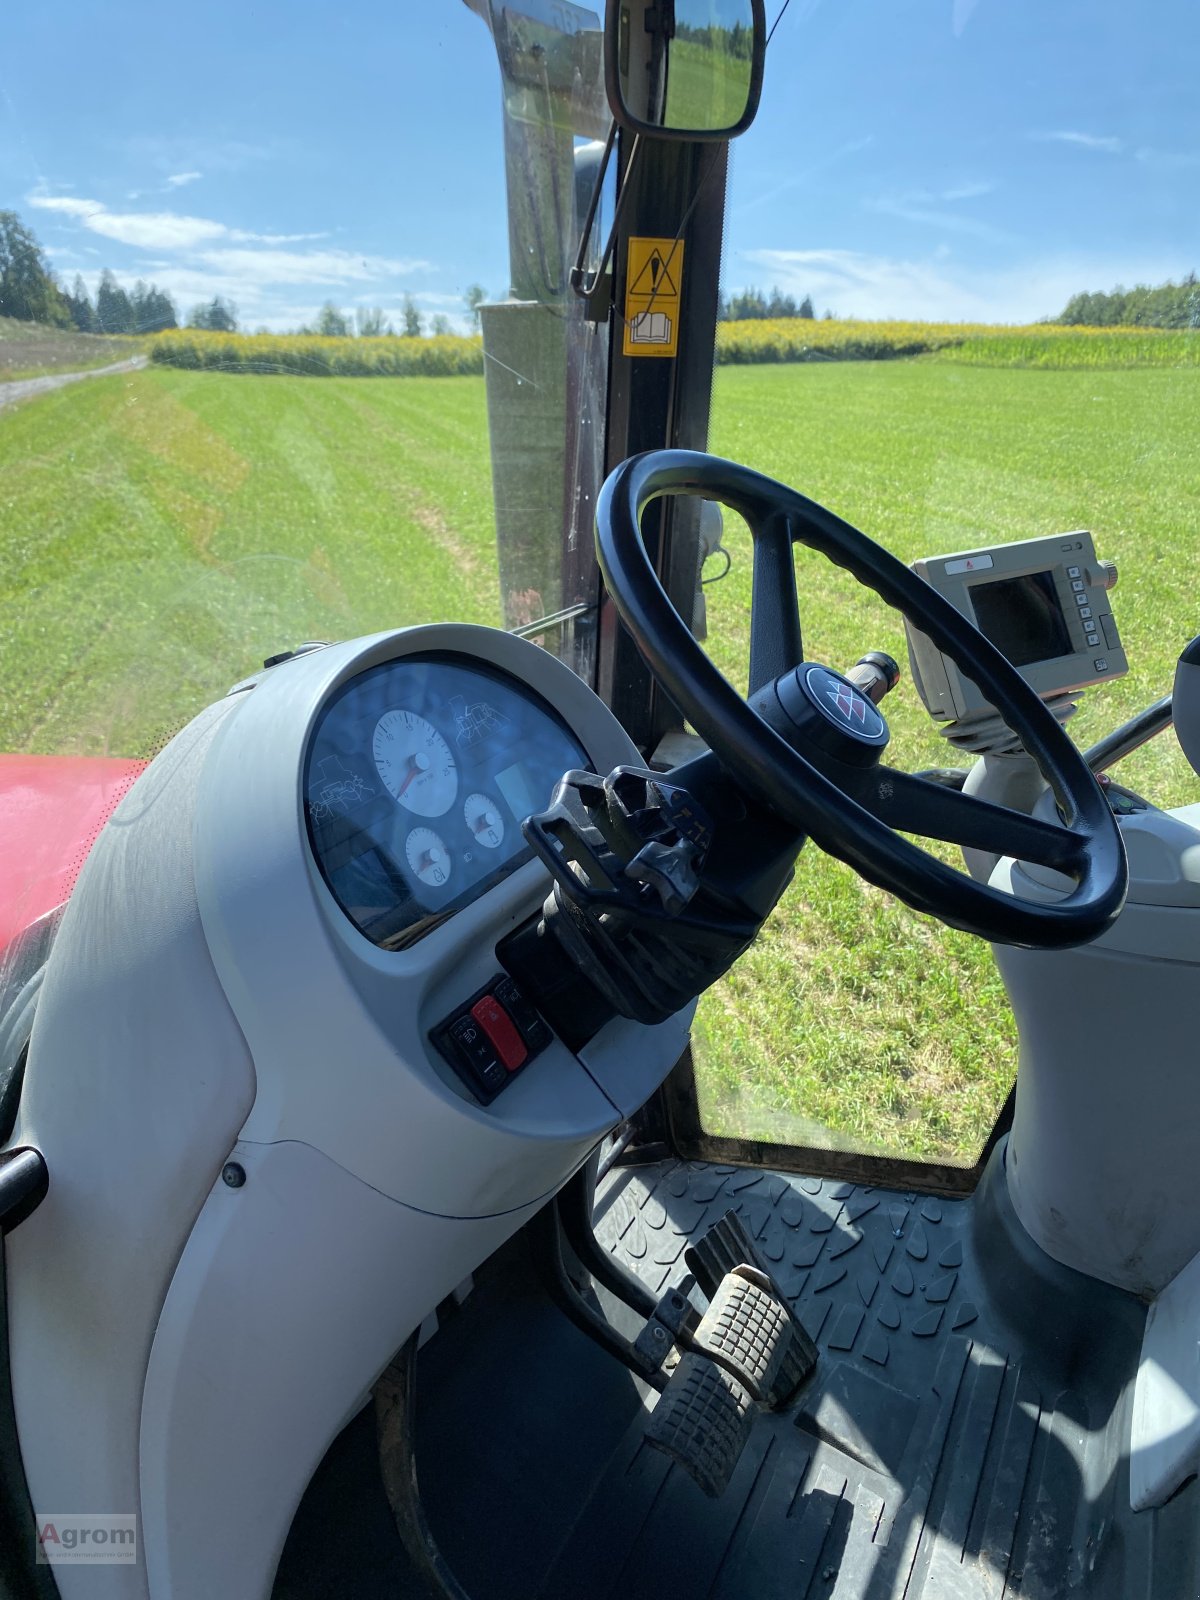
[605,0,766,140]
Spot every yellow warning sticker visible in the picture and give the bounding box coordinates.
[622,236,684,359]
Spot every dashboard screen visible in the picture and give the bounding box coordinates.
[968,571,1073,668]
[304,654,589,947]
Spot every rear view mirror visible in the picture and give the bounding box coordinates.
[606,0,766,140]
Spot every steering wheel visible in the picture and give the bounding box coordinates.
[595,450,1127,949]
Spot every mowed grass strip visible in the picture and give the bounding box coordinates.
[0,316,144,382]
[695,360,1200,1161]
[0,366,500,755]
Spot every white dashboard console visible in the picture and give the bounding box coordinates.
[7,623,694,1600]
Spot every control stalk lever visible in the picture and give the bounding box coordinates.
[844,650,900,707]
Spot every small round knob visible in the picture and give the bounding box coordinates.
[1096,559,1118,591]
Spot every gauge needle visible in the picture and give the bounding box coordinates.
[396,752,430,797]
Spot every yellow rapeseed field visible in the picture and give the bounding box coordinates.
[149,320,1197,377]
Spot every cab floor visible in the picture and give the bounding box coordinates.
[276,1153,1200,1600]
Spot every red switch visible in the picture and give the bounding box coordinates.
[470,995,528,1072]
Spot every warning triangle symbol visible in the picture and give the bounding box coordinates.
[629,247,679,298]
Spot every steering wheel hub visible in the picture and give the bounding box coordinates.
[767,664,890,769]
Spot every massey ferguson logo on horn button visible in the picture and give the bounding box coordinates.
[827,682,869,725]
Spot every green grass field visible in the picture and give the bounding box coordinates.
[0,316,143,382]
[0,369,499,757]
[693,361,1199,1161]
[2,354,1196,1163]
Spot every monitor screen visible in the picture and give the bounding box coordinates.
[968,570,1073,667]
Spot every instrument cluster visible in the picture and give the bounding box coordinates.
[304,653,588,947]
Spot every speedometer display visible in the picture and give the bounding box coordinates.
[372,710,457,817]
[303,654,590,948]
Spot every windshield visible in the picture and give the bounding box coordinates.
[3,0,1197,1173]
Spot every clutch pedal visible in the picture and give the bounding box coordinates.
[643,1212,818,1496]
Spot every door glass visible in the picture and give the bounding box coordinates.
[0,5,615,752]
[694,0,1198,1166]
[1,4,604,959]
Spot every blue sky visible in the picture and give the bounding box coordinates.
[3,0,1196,330]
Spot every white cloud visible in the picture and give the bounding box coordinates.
[196,247,433,286]
[27,192,335,253]
[28,188,441,328]
[166,171,202,188]
[1031,130,1124,154]
[734,245,1193,323]
[28,194,104,219]
[226,229,330,245]
[88,209,229,249]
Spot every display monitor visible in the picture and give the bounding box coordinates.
[904,531,1126,724]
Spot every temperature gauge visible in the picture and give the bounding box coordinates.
[464,792,505,850]
[405,827,452,888]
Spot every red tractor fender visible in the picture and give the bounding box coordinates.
[0,755,147,960]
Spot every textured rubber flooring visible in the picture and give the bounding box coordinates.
[276,1154,1200,1600]
[574,1154,1200,1600]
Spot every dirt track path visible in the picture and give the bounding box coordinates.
[0,355,148,411]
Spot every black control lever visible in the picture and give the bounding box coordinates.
[523,766,767,1027]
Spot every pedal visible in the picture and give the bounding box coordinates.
[692,1264,816,1407]
[684,1210,817,1408]
[643,1351,754,1498]
[684,1207,774,1298]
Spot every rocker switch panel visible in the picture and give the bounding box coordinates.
[470,996,527,1071]
[434,975,555,1104]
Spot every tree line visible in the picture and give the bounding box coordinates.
[719,286,829,321]
[1055,274,1200,329]
[1,208,492,340]
[299,285,487,338]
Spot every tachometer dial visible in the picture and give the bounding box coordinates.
[405,827,452,888]
[373,709,457,817]
[464,792,505,850]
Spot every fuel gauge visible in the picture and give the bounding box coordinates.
[464,792,505,850]
[405,827,452,888]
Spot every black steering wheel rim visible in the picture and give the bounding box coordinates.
[596,449,1127,948]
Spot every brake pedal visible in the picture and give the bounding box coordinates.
[692,1264,816,1407]
[644,1352,754,1498]
[642,1234,817,1496]
[684,1209,817,1406]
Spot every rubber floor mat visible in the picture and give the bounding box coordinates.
[569,1152,1200,1600]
